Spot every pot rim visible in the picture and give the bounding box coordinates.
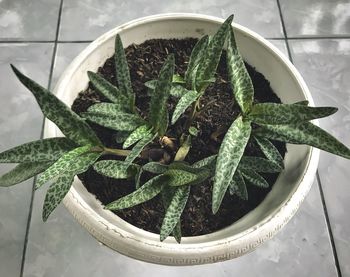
[47,13,320,262]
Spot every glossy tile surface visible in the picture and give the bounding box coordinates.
[0,43,53,277]
[59,0,283,41]
[290,39,350,276]
[0,0,60,41]
[280,0,350,37]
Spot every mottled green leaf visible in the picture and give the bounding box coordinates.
[114,34,134,109]
[196,15,233,91]
[142,162,168,174]
[93,160,138,179]
[255,122,350,159]
[0,161,53,187]
[192,154,217,169]
[165,169,198,186]
[229,170,248,200]
[87,71,129,107]
[87,102,127,115]
[295,100,309,106]
[240,169,269,188]
[11,65,101,146]
[106,174,167,210]
[123,125,152,149]
[171,90,200,124]
[82,111,145,132]
[160,186,190,241]
[188,126,199,137]
[135,167,143,189]
[149,54,175,135]
[160,189,182,243]
[249,103,338,125]
[125,132,157,165]
[226,27,254,114]
[239,156,282,173]
[36,145,92,189]
[172,74,185,83]
[185,35,209,87]
[254,136,284,168]
[145,81,188,98]
[174,135,191,162]
[213,116,251,214]
[0,137,76,163]
[42,152,100,221]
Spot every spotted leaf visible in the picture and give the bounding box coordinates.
[82,111,145,132]
[171,90,200,124]
[226,27,254,114]
[255,122,350,159]
[11,65,101,146]
[0,161,53,187]
[0,137,76,163]
[93,160,139,179]
[192,154,217,169]
[254,136,284,168]
[239,156,282,173]
[149,54,175,135]
[213,116,251,214]
[240,169,269,188]
[123,125,152,149]
[114,34,134,109]
[145,80,188,98]
[249,103,338,125]
[87,71,129,108]
[106,174,167,210]
[42,152,100,221]
[35,145,92,189]
[125,132,157,165]
[196,15,233,91]
[229,170,248,200]
[87,102,127,115]
[142,162,168,174]
[160,186,190,242]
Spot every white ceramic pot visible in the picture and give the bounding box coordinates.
[44,14,319,265]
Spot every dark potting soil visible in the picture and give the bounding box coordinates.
[71,38,286,237]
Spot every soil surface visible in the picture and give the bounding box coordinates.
[71,38,286,237]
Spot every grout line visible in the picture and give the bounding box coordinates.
[19,0,64,276]
[276,0,293,62]
[316,172,343,277]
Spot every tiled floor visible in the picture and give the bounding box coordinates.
[0,1,349,276]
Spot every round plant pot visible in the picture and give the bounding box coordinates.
[44,13,320,265]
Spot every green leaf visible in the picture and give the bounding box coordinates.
[172,74,185,83]
[11,65,101,147]
[255,122,350,159]
[82,111,145,132]
[295,100,309,106]
[196,15,233,91]
[87,102,127,115]
[0,137,76,163]
[35,145,92,189]
[114,34,134,109]
[227,28,254,113]
[106,174,167,210]
[240,169,269,188]
[165,169,198,186]
[239,156,282,173]
[93,160,138,179]
[249,103,338,125]
[0,161,53,187]
[254,136,284,168]
[229,170,248,200]
[189,126,199,137]
[213,116,251,214]
[145,81,188,98]
[149,54,175,135]
[174,135,191,162]
[135,167,143,189]
[192,154,217,169]
[160,189,182,243]
[87,71,129,107]
[160,186,190,241]
[142,162,168,174]
[123,125,152,149]
[185,35,209,87]
[171,90,200,124]
[125,132,157,165]
[42,152,100,221]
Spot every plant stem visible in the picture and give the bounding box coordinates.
[103,147,131,157]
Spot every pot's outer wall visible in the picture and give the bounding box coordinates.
[44,14,320,265]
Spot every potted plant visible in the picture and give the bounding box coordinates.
[1,14,349,265]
